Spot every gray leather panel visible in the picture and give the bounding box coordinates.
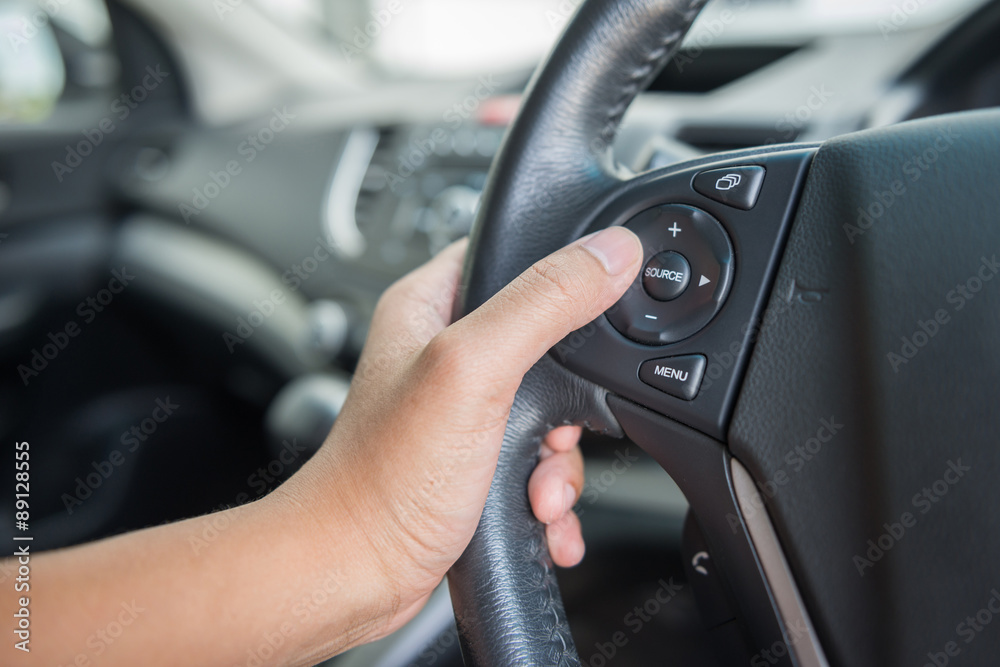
[730,109,1000,667]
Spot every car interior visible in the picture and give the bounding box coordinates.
[2,0,999,665]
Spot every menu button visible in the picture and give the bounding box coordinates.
[639,355,707,401]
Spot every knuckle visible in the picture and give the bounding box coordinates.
[523,256,582,302]
[374,277,411,318]
[513,255,598,326]
[418,329,468,379]
[370,288,401,328]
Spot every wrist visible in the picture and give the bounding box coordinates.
[264,453,407,653]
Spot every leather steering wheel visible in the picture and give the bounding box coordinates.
[446,1,1000,665]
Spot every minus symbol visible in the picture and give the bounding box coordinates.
[645,315,658,320]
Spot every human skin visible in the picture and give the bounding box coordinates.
[2,226,643,666]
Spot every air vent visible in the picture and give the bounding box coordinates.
[650,45,803,94]
[676,124,802,153]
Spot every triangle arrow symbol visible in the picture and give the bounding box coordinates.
[699,275,711,287]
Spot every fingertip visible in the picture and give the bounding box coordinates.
[562,483,576,519]
[529,450,584,525]
[437,236,469,262]
[529,466,566,525]
[546,511,585,568]
[544,425,582,453]
[579,226,643,277]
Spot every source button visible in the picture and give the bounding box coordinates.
[642,251,691,302]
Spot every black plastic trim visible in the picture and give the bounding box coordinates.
[607,396,792,666]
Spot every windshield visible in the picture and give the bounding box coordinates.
[0,0,111,122]
[252,0,985,78]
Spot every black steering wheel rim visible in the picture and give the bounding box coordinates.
[449,3,711,665]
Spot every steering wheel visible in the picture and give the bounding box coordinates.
[445,0,1000,665]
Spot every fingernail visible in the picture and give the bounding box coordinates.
[569,536,586,566]
[581,227,642,276]
[562,483,576,517]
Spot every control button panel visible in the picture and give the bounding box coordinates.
[639,355,706,401]
[693,166,766,211]
[552,149,816,440]
[606,205,734,345]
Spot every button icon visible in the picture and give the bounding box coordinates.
[668,222,682,238]
[699,275,712,287]
[715,174,742,191]
[694,165,766,210]
[638,355,707,401]
[653,364,690,382]
[692,551,710,576]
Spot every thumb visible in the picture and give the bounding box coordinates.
[445,226,643,386]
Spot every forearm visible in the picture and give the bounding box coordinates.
[2,481,391,667]
[0,228,636,665]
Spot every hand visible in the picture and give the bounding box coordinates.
[280,226,643,644]
[11,227,642,667]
